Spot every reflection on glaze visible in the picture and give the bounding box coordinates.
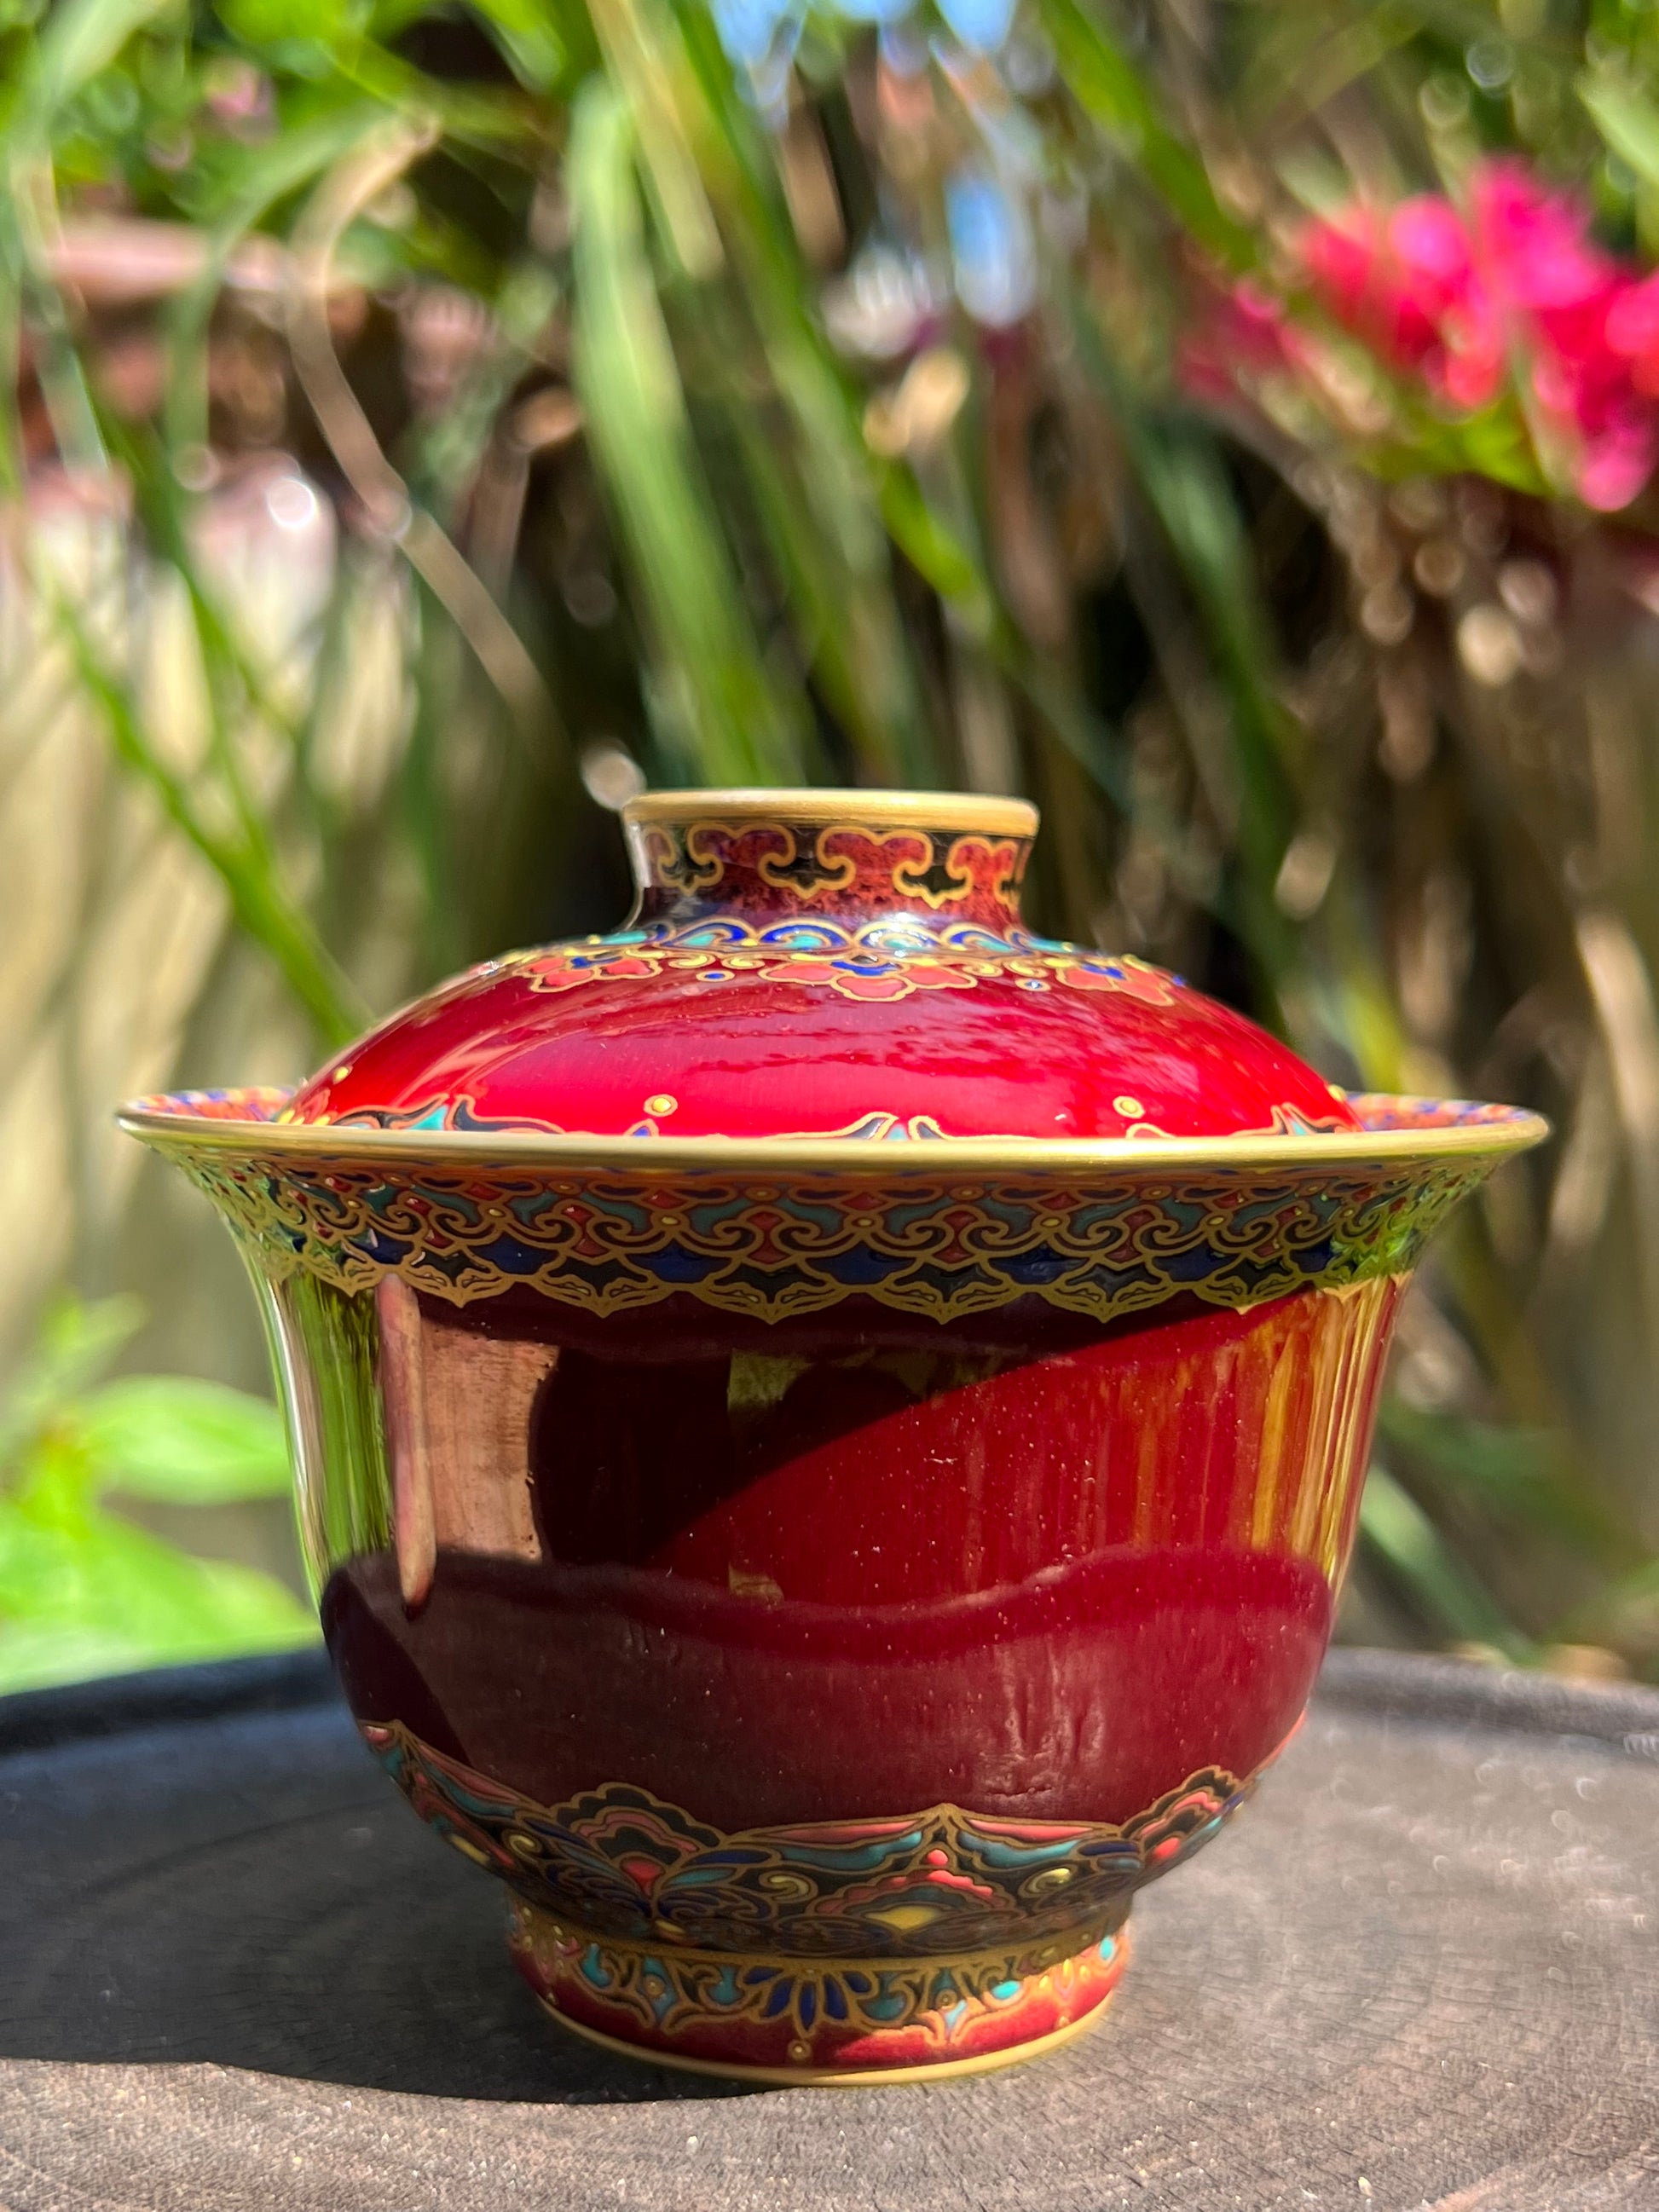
[261,1276,1400,1832]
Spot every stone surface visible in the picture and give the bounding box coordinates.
[0,1648,1655,2210]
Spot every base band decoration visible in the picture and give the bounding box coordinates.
[507,1899,1130,2080]
[356,1720,1265,2077]
[361,1720,1251,1955]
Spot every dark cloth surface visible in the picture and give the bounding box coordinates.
[0,1647,1655,2210]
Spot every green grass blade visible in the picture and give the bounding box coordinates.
[1360,1462,1535,1664]
[3,0,171,132]
[164,101,392,456]
[569,75,806,783]
[52,592,367,1045]
[1038,0,1255,271]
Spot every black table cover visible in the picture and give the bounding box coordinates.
[1,1647,1656,2210]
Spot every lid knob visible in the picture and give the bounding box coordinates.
[621,788,1038,933]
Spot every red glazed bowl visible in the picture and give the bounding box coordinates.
[120,790,1546,2085]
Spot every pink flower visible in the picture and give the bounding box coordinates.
[1605,272,1659,395]
[1299,195,1504,408]
[1195,157,1659,511]
[1467,161,1657,510]
[1178,277,1298,406]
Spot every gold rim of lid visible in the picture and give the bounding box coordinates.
[621,788,1040,839]
[116,1091,1552,1173]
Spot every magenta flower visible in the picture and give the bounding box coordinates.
[1466,161,1656,511]
[1300,193,1504,411]
[1196,158,1659,511]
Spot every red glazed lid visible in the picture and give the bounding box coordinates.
[286,791,1359,1145]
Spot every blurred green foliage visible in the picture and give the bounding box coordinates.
[5,0,1659,1684]
[0,1296,314,1692]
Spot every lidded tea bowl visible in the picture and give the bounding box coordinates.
[121,789,1546,2084]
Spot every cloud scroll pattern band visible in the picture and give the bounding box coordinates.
[146,1138,1483,1326]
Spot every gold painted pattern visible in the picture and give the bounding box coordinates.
[508,1897,1125,2055]
[141,1139,1487,1323]
[118,1092,1546,1321]
[366,1721,1252,1958]
[500,917,1181,1005]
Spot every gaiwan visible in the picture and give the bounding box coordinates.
[121,788,1545,2084]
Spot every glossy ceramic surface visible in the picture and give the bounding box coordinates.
[119,789,1548,2082]
[285,791,1360,1143]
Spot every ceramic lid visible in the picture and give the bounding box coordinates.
[286,790,1360,1144]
